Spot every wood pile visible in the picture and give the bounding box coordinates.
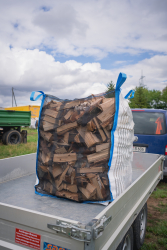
[37,94,115,202]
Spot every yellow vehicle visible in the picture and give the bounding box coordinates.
[5,105,40,119]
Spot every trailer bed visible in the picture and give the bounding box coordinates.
[0,152,162,225]
[0,152,164,250]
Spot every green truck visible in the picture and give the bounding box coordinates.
[0,110,31,145]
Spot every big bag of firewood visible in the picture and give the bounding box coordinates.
[30,72,135,203]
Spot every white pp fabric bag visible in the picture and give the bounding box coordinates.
[108,87,134,200]
[30,72,134,203]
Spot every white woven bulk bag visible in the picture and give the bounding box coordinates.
[30,72,135,203]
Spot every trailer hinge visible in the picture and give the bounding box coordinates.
[47,220,92,243]
[93,215,112,239]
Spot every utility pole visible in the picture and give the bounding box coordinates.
[139,70,145,87]
[12,87,13,107]
[12,87,17,107]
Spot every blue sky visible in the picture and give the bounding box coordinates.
[0,0,167,107]
[51,51,165,70]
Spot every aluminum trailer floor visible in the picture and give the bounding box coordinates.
[0,152,161,225]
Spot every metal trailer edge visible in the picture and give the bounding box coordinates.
[0,153,164,250]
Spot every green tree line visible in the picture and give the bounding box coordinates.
[106,81,167,109]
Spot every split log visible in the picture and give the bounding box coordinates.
[43,109,58,118]
[40,152,51,164]
[77,126,100,148]
[71,170,76,185]
[55,147,67,154]
[88,174,105,200]
[93,118,106,142]
[42,121,57,131]
[64,109,73,120]
[86,183,97,197]
[39,165,49,173]
[70,111,79,122]
[43,115,56,124]
[101,116,114,128]
[86,173,96,179]
[54,141,69,146]
[52,165,63,178]
[53,153,77,162]
[77,107,101,126]
[77,167,105,174]
[74,134,81,143]
[40,140,50,154]
[63,132,69,144]
[102,97,113,103]
[87,149,109,163]
[79,183,96,199]
[55,165,70,188]
[49,103,59,109]
[75,111,85,120]
[65,171,76,185]
[56,190,79,201]
[87,120,96,132]
[88,98,103,112]
[57,121,78,135]
[64,100,81,109]
[96,142,110,152]
[76,176,88,187]
[98,98,115,111]
[40,131,53,142]
[58,183,78,193]
[50,100,62,108]
[79,187,91,199]
[97,103,115,128]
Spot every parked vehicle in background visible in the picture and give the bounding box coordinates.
[0,110,31,145]
[132,109,167,177]
[5,105,40,119]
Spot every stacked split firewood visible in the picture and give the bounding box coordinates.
[37,94,115,202]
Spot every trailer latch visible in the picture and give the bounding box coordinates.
[47,220,92,242]
[93,215,112,239]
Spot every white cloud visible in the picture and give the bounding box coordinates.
[0,44,113,107]
[0,43,167,108]
[112,55,167,93]
[0,0,167,108]
[0,0,167,58]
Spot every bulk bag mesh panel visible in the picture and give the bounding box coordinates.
[31,72,134,203]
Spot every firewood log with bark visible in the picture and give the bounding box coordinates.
[37,94,115,202]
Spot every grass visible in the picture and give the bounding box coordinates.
[151,185,167,199]
[0,128,38,159]
[141,180,167,250]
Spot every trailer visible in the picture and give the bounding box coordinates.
[0,110,31,145]
[5,105,40,119]
[0,152,164,250]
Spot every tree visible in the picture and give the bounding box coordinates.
[160,87,167,109]
[129,85,148,108]
[106,80,115,98]
[147,89,162,109]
